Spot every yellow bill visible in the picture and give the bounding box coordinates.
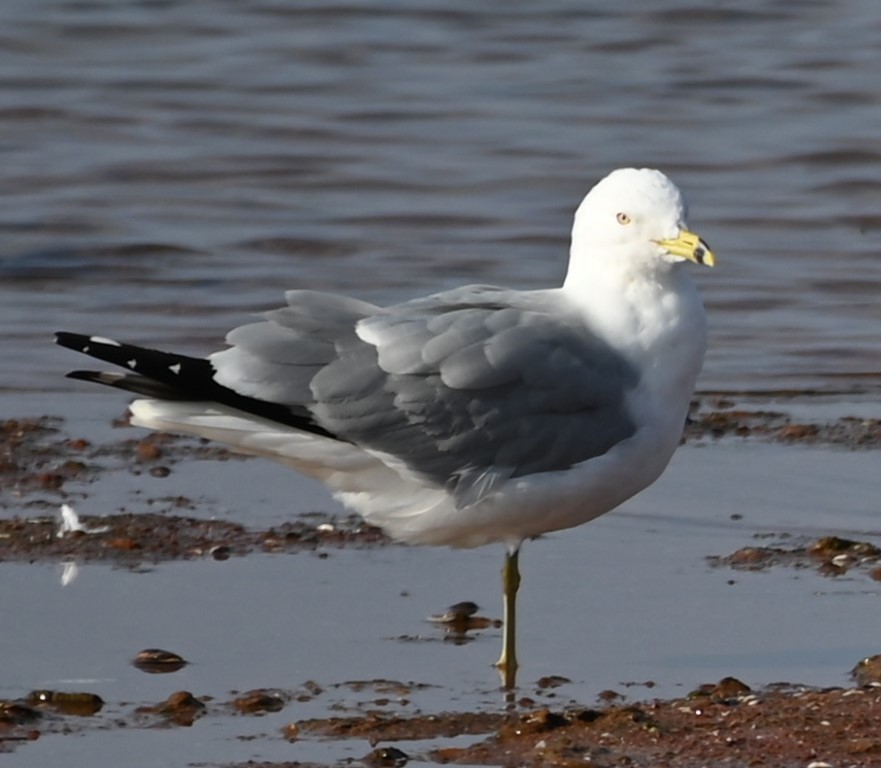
[656,229,716,267]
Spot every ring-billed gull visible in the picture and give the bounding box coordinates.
[56,167,714,689]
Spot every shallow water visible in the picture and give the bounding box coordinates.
[3,438,881,765]
[2,1,881,765]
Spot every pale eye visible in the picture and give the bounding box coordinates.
[616,212,631,225]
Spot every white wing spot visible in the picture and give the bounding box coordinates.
[169,363,182,374]
[89,336,122,347]
[127,359,137,369]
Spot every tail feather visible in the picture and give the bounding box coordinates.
[55,332,338,439]
[67,369,190,400]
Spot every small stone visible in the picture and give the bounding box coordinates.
[810,536,881,559]
[597,689,623,702]
[710,676,752,701]
[316,522,335,533]
[536,675,571,690]
[303,680,323,696]
[852,654,881,687]
[142,690,206,726]
[817,562,846,577]
[160,691,204,713]
[727,547,773,567]
[133,648,188,674]
[28,690,104,716]
[136,440,163,461]
[233,689,286,714]
[429,601,479,623]
[0,701,42,725]
[519,708,568,733]
[365,745,409,766]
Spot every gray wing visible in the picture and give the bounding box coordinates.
[210,289,379,403]
[212,285,639,508]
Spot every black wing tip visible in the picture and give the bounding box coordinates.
[55,332,342,441]
[65,369,118,383]
[55,331,85,349]
[66,369,183,399]
[55,331,121,353]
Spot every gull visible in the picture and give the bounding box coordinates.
[56,167,714,688]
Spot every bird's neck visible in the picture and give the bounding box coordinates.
[564,238,669,288]
[561,250,704,361]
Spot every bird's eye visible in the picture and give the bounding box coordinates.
[616,212,631,225]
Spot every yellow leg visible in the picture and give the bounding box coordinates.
[494,544,521,689]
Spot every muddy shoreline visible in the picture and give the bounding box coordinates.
[6,670,881,766]
[2,395,880,569]
[3,395,881,765]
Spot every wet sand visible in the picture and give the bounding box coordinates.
[5,658,881,766]
[2,394,879,566]
[3,395,881,765]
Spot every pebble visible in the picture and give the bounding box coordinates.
[27,690,104,716]
[133,648,188,674]
[851,654,881,687]
[233,689,286,714]
[365,746,409,766]
[428,601,479,623]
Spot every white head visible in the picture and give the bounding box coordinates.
[568,168,714,279]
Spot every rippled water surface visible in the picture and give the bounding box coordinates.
[2,0,880,392]
[2,3,881,765]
